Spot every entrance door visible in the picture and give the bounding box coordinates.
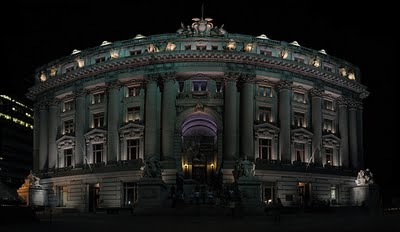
[88,184,100,212]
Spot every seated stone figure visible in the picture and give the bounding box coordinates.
[232,155,256,181]
[355,168,374,186]
[141,156,164,178]
[22,170,42,188]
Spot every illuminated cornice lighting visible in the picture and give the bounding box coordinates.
[256,34,268,39]
[290,41,300,46]
[100,41,112,46]
[134,34,146,39]
[319,49,327,55]
[71,49,81,55]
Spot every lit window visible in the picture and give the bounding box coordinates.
[92,92,105,104]
[324,100,334,110]
[63,100,74,112]
[95,57,106,63]
[93,113,105,128]
[127,139,140,160]
[127,86,141,97]
[258,86,272,97]
[325,147,333,165]
[192,81,207,91]
[294,143,305,162]
[64,149,73,167]
[64,120,74,134]
[294,112,305,127]
[259,139,272,160]
[323,119,333,132]
[93,143,103,163]
[130,50,142,56]
[293,92,305,103]
[123,182,138,206]
[258,107,271,122]
[127,107,140,121]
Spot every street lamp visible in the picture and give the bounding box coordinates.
[210,163,214,176]
[184,164,189,176]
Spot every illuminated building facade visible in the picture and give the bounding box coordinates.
[28,17,369,211]
[0,95,33,185]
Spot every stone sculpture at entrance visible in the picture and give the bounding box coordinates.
[141,156,164,178]
[232,155,256,181]
[355,168,374,186]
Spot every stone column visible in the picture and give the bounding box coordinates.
[75,89,87,166]
[161,73,176,161]
[107,81,120,162]
[240,74,255,159]
[145,75,160,159]
[47,99,58,170]
[337,97,349,168]
[33,105,40,172]
[39,102,48,171]
[224,75,238,160]
[356,102,364,169]
[277,81,292,163]
[348,99,359,169]
[310,88,323,165]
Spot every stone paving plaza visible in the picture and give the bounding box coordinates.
[1,207,399,232]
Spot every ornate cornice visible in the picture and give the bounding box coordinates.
[309,88,324,98]
[276,80,293,91]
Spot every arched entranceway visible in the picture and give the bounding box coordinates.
[181,113,217,184]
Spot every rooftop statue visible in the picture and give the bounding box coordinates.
[232,155,256,181]
[140,156,164,178]
[177,17,227,37]
[355,168,374,186]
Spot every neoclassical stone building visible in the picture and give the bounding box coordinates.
[28,17,368,211]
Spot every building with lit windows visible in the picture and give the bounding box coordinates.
[0,94,33,186]
[27,17,368,211]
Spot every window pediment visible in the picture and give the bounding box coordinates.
[291,128,313,143]
[119,122,144,139]
[322,134,341,147]
[85,128,107,145]
[255,123,280,138]
[56,135,75,149]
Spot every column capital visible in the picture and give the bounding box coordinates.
[47,98,59,107]
[336,96,350,107]
[276,80,293,91]
[239,73,256,84]
[348,98,363,109]
[106,80,122,90]
[74,88,88,97]
[222,72,240,82]
[38,100,48,110]
[309,88,324,98]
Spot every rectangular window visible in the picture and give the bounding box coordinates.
[324,99,334,110]
[63,100,74,112]
[93,143,103,163]
[259,138,272,160]
[127,107,140,121]
[184,45,191,50]
[123,182,138,206]
[93,113,105,128]
[293,92,305,103]
[323,119,333,132]
[64,119,74,134]
[258,107,271,122]
[129,50,142,56]
[64,149,72,167]
[211,45,218,50]
[196,45,206,50]
[260,50,272,56]
[258,86,272,97]
[178,81,185,93]
[92,92,105,104]
[216,81,223,93]
[323,65,333,72]
[192,81,207,91]
[295,143,305,162]
[294,57,305,63]
[127,86,141,97]
[325,147,333,165]
[95,57,106,63]
[294,112,305,127]
[127,139,140,160]
[65,66,75,73]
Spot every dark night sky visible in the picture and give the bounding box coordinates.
[3,1,398,195]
